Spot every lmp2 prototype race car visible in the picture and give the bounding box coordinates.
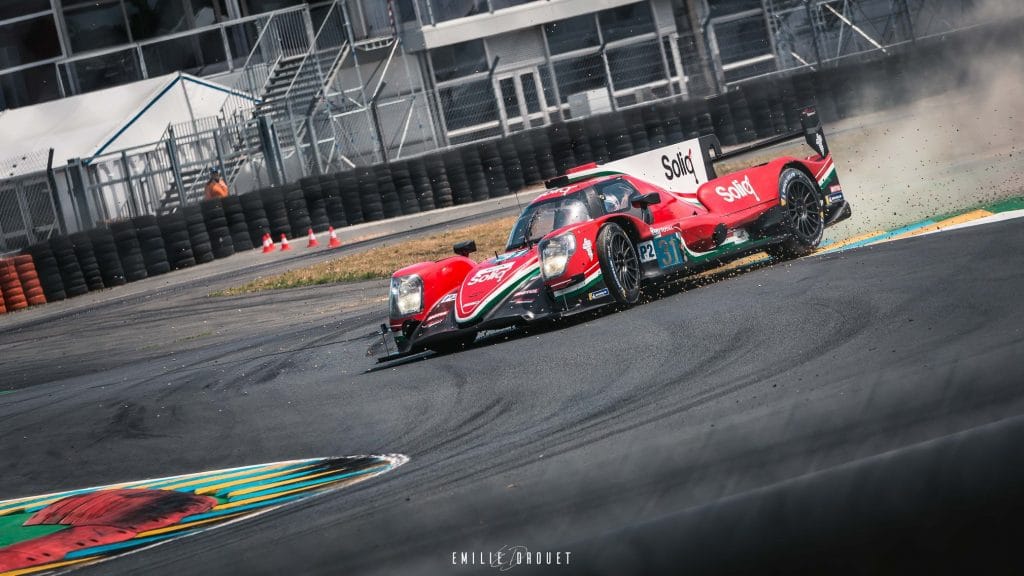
[378,107,851,360]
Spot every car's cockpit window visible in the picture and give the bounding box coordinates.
[506,192,592,250]
[595,179,646,219]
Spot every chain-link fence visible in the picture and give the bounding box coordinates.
[0,151,61,254]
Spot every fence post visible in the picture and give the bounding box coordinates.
[258,115,284,187]
[120,151,141,217]
[305,117,322,175]
[45,148,68,235]
[66,158,98,226]
[166,126,186,206]
[805,0,823,67]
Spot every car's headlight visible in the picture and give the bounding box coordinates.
[540,233,576,279]
[390,274,423,316]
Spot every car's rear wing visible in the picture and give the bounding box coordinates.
[545,106,829,196]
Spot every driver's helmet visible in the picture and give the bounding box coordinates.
[601,186,630,213]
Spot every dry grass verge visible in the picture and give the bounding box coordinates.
[213,216,517,296]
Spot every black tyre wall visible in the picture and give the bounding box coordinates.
[25,242,66,301]
[201,198,235,259]
[319,174,348,228]
[87,227,126,287]
[478,141,509,198]
[426,155,455,208]
[300,176,331,232]
[357,166,384,221]
[222,195,254,252]
[183,204,215,264]
[240,191,271,247]
[49,235,89,296]
[408,157,436,211]
[157,211,196,270]
[337,170,364,225]
[69,231,105,291]
[109,220,147,282]
[259,187,291,240]
[283,184,312,237]
[443,149,473,205]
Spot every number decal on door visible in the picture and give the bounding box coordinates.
[637,241,656,263]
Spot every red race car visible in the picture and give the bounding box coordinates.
[378,107,851,360]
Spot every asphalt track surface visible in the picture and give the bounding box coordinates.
[3,210,1024,574]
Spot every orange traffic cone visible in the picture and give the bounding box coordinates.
[306,228,320,248]
[279,234,291,251]
[327,226,342,248]
[262,233,275,253]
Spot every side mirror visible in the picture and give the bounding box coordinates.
[630,192,661,207]
[453,240,477,257]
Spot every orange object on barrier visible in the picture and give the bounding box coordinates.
[0,259,28,311]
[0,282,6,314]
[327,227,342,248]
[13,254,46,306]
[306,228,319,248]
[279,234,291,251]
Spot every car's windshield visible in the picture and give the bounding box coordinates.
[506,192,592,250]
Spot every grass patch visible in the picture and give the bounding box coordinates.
[213,216,518,296]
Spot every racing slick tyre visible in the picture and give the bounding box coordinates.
[768,168,825,260]
[596,223,641,306]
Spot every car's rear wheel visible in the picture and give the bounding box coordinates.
[769,168,825,260]
[597,223,641,306]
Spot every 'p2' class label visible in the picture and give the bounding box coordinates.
[637,240,656,263]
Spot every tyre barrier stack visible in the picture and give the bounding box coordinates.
[240,191,271,248]
[356,166,384,221]
[299,176,330,232]
[408,157,436,212]
[222,195,255,252]
[478,141,509,199]
[183,204,215,264]
[319,174,348,228]
[375,165,403,218]
[25,242,65,301]
[200,199,235,260]
[87,227,126,287]
[390,160,420,215]
[283,184,312,240]
[158,211,196,270]
[13,255,47,306]
[109,220,148,282]
[0,258,28,312]
[68,232,105,291]
[444,149,473,206]
[498,137,525,194]
[259,187,291,239]
[426,155,455,209]
[133,215,171,276]
[337,170,364,224]
[459,145,489,203]
[49,235,89,297]
[511,132,542,186]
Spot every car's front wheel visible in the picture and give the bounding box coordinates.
[769,167,825,260]
[596,223,641,306]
